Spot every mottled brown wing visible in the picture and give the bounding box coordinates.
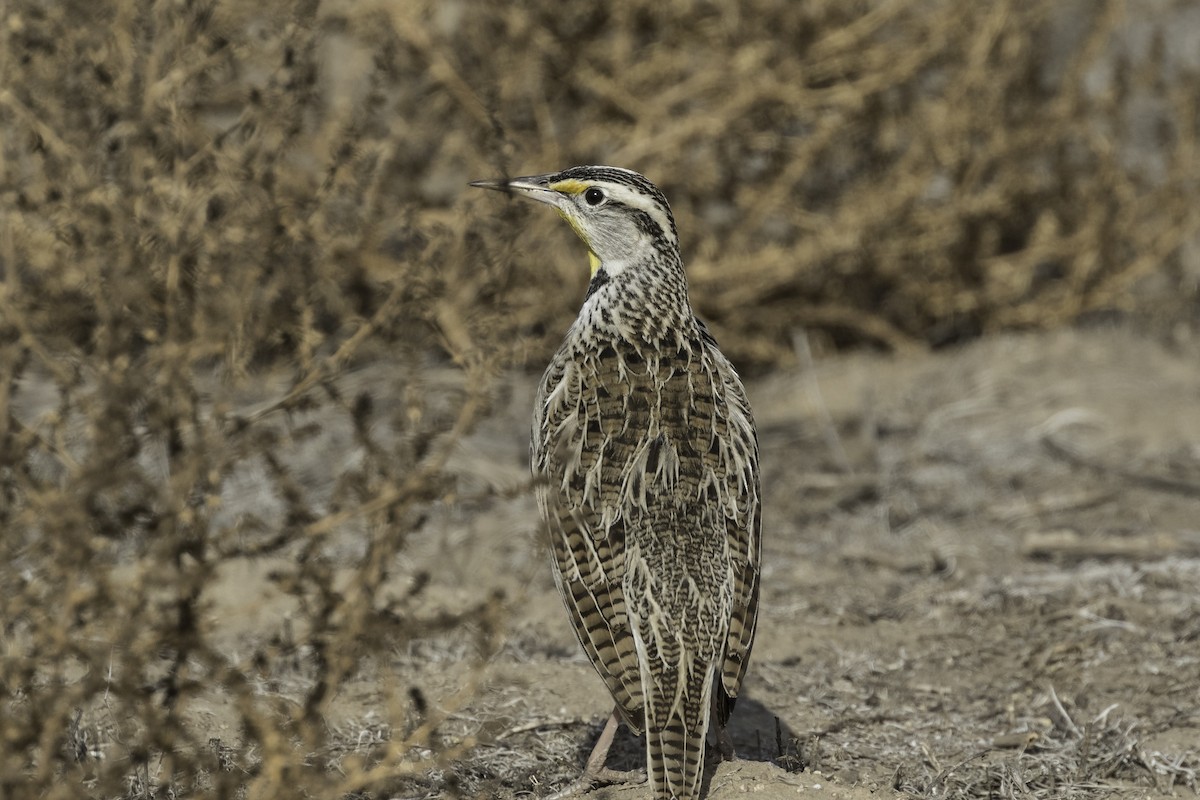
[710,347,762,722]
[532,348,648,732]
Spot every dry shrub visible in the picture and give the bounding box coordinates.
[0,0,1196,798]
[1,2,513,797]
[444,0,1200,365]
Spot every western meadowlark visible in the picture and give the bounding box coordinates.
[472,166,761,800]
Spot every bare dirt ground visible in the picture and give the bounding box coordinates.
[176,324,1200,799]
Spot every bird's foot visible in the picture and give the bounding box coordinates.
[592,767,646,785]
[543,707,646,798]
[714,723,736,761]
[543,768,646,799]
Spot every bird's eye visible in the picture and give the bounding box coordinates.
[584,187,605,206]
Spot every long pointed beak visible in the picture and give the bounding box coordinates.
[469,174,562,207]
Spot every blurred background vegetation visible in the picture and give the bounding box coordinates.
[1,0,1197,797]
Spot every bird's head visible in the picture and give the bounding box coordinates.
[471,165,679,278]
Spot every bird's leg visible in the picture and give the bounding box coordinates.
[710,692,737,761]
[583,706,643,782]
[545,707,645,799]
[712,720,736,761]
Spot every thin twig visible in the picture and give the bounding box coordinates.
[1048,685,1082,738]
[495,718,591,741]
[1042,434,1200,500]
[792,329,853,473]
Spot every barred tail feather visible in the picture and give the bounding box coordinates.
[647,719,706,800]
[645,663,715,800]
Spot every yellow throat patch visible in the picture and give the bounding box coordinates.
[551,199,602,276]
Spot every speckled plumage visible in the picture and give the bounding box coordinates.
[473,166,761,800]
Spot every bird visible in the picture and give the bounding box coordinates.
[471,166,761,800]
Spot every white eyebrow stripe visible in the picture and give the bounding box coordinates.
[599,183,678,248]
